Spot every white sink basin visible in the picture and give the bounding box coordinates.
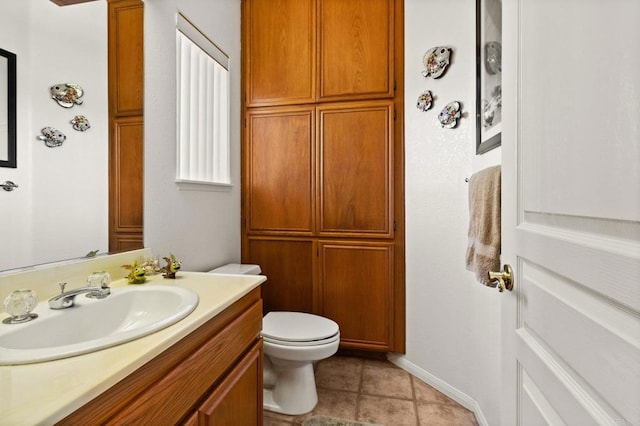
[0,285,199,365]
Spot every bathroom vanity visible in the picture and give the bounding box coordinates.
[0,252,266,425]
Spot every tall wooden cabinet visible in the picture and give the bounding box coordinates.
[108,0,144,252]
[242,0,404,352]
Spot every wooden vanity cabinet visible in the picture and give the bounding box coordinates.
[59,288,263,426]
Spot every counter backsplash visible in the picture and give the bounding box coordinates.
[0,248,152,303]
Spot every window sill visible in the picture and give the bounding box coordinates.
[175,180,234,192]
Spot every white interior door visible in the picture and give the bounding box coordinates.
[501,0,640,424]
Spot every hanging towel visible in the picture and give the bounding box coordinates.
[465,165,501,286]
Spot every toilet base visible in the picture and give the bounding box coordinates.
[263,356,318,415]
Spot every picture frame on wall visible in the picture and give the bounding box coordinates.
[475,0,502,155]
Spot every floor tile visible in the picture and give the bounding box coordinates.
[265,409,297,423]
[412,376,457,405]
[315,356,363,392]
[357,394,418,425]
[416,402,478,426]
[361,364,413,399]
[263,355,479,426]
[295,388,359,423]
[363,357,401,370]
[264,414,294,426]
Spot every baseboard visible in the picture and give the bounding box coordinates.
[387,354,489,426]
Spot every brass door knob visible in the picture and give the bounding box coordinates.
[488,264,513,292]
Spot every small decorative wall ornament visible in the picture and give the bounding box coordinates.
[71,115,91,132]
[484,42,502,75]
[483,85,502,128]
[161,253,182,279]
[416,90,434,112]
[50,83,84,108]
[122,260,147,284]
[421,46,452,79]
[37,127,67,147]
[438,101,462,129]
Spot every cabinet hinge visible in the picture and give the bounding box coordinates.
[393,220,397,231]
[393,110,397,121]
[393,80,397,91]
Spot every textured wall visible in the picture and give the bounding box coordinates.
[144,0,242,272]
[403,0,501,424]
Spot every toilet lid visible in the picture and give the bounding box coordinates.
[262,333,340,347]
[262,312,339,343]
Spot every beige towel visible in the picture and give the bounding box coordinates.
[465,165,501,286]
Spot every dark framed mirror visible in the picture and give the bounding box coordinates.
[475,0,502,155]
[0,47,16,168]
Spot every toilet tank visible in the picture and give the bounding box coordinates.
[208,263,262,275]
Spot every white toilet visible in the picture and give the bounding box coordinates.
[209,263,340,415]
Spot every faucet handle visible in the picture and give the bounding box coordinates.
[87,271,111,289]
[58,282,67,294]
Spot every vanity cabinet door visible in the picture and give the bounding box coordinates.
[196,341,263,426]
[317,0,394,102]
[244,0,316,107]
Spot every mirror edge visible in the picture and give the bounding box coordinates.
[0,47,16,168]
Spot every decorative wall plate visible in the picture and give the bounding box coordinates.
[484,41,502,75]
[416,90,433,112]
[421,46,452,79]
[37,127,67,147]
[50,83,84,108]
[438,101,462,128]
[71,115,91,132]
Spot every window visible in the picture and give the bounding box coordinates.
[176,13,230,187]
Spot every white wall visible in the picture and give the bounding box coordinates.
[144,0,242,271]
[401,0,501,424]
[0,1,108,271]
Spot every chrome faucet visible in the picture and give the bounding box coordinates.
[48,282,111,310]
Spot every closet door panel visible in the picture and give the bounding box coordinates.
[320,242,393,350]
[108,0,144,116]
[318,102,393,237]
[245,0,316,106]
[318,0,394,101]
[246,107,315,235]
[109,116,143,251]
[247,238,314,314]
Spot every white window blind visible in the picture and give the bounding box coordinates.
[176,13,230,186]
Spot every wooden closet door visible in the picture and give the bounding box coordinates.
[108,0,143,252]
[245,107,315,235]
[319,242,394,351]
[247,238,314,314]
[244,0,316,106]
[109,116,143,250]
[318,0,394,101]
[317,101,393,237]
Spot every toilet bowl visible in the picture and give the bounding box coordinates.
[208,263,340,415]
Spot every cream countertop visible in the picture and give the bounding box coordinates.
[0,271,266,425]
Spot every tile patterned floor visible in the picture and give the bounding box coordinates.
[263,355,479,426]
